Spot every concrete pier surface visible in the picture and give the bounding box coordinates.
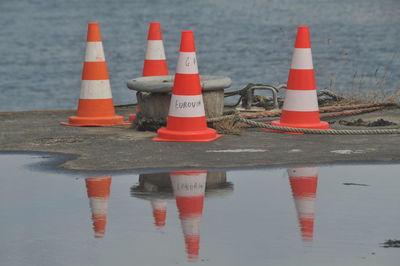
[0,105,399,171]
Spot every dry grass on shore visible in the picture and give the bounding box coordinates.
[331,86,400,106]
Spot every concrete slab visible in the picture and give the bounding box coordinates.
[0,105,399,171]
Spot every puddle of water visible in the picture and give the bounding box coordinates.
[0,154,399,266]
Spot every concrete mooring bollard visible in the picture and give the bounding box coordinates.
[127,75,232,130]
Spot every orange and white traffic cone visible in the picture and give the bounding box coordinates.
[287,167,318,242]
[171,171,207,261]
[142,22,169,77]
[151,199,167,228]
[271,26,329,130]
[129,22,169,122]
[85,176,112,239]
[61,22,127,126]
[153,31,221,142]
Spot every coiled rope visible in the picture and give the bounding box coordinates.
[207,114,400,135]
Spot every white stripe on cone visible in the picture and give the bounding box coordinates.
[291,48,313,69]
[168,95,206,117]
[84,42,106,62]
[176,52,198,74]
[145,40,167,60]
[287,167,318,177]
[80,80,113,99]
[181,216,201,236]
[294,197,315,219]
[89,197,109,214]
[151,199,168,210]
[171,173,207,197]
[282,89,319,111]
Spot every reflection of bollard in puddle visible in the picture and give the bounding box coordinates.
[130,170,233,261]
[287,167,318,242]
[127,75,232,130]
[131,171,233,197]
[131,171,233,227]
[85,176,112,239]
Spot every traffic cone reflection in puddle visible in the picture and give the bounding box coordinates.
[61,22,127,126]
[153,31,221,142]
[170,171,207,261]
[129,22,169,122]
[85,176,112,239]
[287,167,318,242]
[271,26,329,132]
[151,199,168,229]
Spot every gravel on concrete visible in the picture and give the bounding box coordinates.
[0,105,399,171]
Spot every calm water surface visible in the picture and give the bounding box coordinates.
[0,154,399,265]
[0,0,399,111]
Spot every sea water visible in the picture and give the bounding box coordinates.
[0,0,399,111]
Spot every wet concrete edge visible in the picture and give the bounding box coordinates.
[1,150,399,176]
